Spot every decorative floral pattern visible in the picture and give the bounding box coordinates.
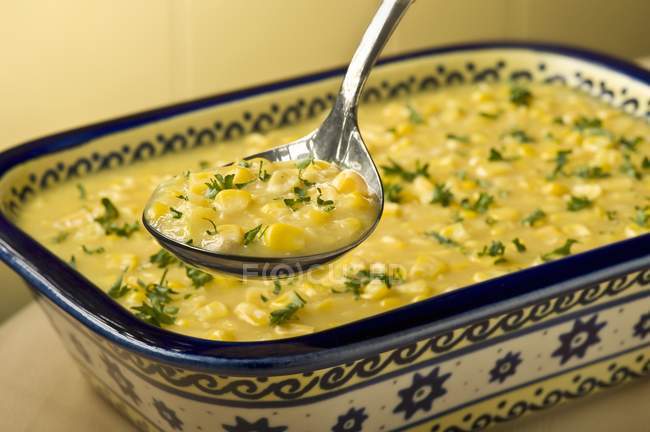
[633,312,650,339]
[222,417,287,432]
[489,351,522,384]
[331,407,368,432]
[394,366,452,420]
[552,315,607,365]
[153,398,183,431]
[100,353,140,405]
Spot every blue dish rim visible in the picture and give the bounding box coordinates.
[0,41,649,375]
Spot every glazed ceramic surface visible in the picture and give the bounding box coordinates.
[0,42,649,431]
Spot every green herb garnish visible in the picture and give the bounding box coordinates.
[460,192,494,214]
[185,266,213,288]
[53,231,69,244]
[243,224,265,245]
[258,160,271,182]
[549,150,572,179]
[108,271,130,299]
[381,159,429,182]
[633,206,650,227]
[198,160,211,169]
[542,239,579,262]
[170,207,183,219]
[567,195,593,212]
[342,269,404,299]
[512,238,527,253]
[479,111,501,120]
[620,154,642,180]
[479,240,506,257]
[506,129,535,143]
[425,231,458,247]
[284,186,311,211]
[522,208,546,226]
[573,116,603,132]
[149,249,179,268]
[176,194,189,201]
[82,245,105,255]
[132,270,178,327]
[407,103,424,124]
[94,198,139,238]
[384,183,403,203]
[575,166,610,179]
[205,174,235,199]
[76,183,87,200]
[203,218,218,235]
[618,136,643,152]
[269,291,306,326]
[510,85,532,106]
[446,133,470,143]
[273,280,282,295]
[316,188,335,212]
[430,183,454,207]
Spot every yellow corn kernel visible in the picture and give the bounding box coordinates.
[215,189,252,213]
[195,300,229,322]
[489,226,506,236]
[167,280,184,290]
[395,279,430,296]
[561,223,591,238]
[267,169,299,194]
[339,192,372,211]
[361,279,390,300]
[459,180,477,191]
[473,270,507,283]
[234,302,268,326]
[380,235,406,249]
[210,328,235,341]
[543,182,568,196]
[310,298,334,312]
[189,181,208,196]
[571,184,602,200]
[519,144,536,157]
[335,217,362,236]
[274,323,315,337]
[411,295,429,303]
[624,224,647,238]
[395,122,414,136]
[440,223,469,241]
[412,177,434,204]
[174,318,191,329]
[380,297,403,309]
[409,255,447,279]
[260,201,291,219]
[147,201,168,219]
[123,289,145,306]
[263,223,306,252]
[107,253,138,271]
[489,207,520,222]
[231,167,256,184]
[332,170,368,195]
[301,207,332,225]
[460,209,478,220]
[201,224,244,252]
[383,202,401,217]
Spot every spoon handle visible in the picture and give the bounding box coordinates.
[337,0,414,115]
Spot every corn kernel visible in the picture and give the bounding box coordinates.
[339,192,372,211]
[335,217,362,236]
[234,302,268,326]
[195,301,229,321]
[231,167,256,184]
[210,329,235,341]
[395,279,430,296]
[263,223,306,252]
[409,256,447,279]
[361,279,390,300]
[274,323,315,337]
[572,184,602,200]
[147,201,168,219]
[383,202,401,217]
[543,182,568,196]
[332,170,368,195]
[380,297,403,309]
[215,189,252,213]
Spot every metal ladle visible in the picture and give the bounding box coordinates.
[143,0,414,277]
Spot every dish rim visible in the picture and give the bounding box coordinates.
[0,40,649,374]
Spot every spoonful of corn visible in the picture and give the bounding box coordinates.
[143,0,414,277]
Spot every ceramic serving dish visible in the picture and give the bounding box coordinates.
[0,42,649,432]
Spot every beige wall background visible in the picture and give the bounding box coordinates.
[1,0,649,321]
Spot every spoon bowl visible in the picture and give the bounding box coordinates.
[143,0,413,277]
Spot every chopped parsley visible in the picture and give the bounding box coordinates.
[606,210,618,221]
[618,136,643,152]
[273,280,282,295]
[284,187,311,211]
[94,198,139,238]
[205,174,236,198]
[446,133,470,143]
[381,159,429,182]
[170,207,183,219]
[384,183,403,203]
[76,183,86,200]
[82,245,105,255]
[243,224,265,245]
[258,160,271,182]
[69,255,77,269]
[53,231,69,244]
[510,85,532,106]
[620,154,642,180]
[488,148,516,162]
[478,240,506,257]
[149,249,179,268]
[542,239,579,262]
[506,129,535,143]
[198,160,211,169]
[107,271,130,299]
[575,166,610,179]
[316,188,335,212]
[295,156,314,170]
[342,269,404,298]
[430,183,454,207]
[425,231,458,247]
[460,192,494,214]
[203,218,218,235]
[522,209,546,226]
[176,194,189,201]
[269,291,306,326]
[549,150,572,179]
[567,195,593,212]
[407,103,424,124]
[131,269,178,327]
[573,116,603,132]
[479,111,501,120]
[185,266,213,288]
[512,238,527,253]
[633,206,649,227]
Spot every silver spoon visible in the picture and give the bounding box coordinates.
[143,0,414,277]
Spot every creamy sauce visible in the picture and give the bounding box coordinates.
[145,159,377,257]
[16,83,650,341]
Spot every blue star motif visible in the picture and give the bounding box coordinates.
[331,407,368,432]
[153,398,183,431]
[489,351,522,384]
[633,312,650,339]
[100,354,140,405]
[552,315,606,365]
[222,417,287,432]
[394,366,451,420]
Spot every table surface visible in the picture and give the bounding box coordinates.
[3,58,650,432]
[1,302,649,432]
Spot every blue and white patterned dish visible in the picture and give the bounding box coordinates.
[0,42,648,431]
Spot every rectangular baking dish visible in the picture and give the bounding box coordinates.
[0,42,649,432]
